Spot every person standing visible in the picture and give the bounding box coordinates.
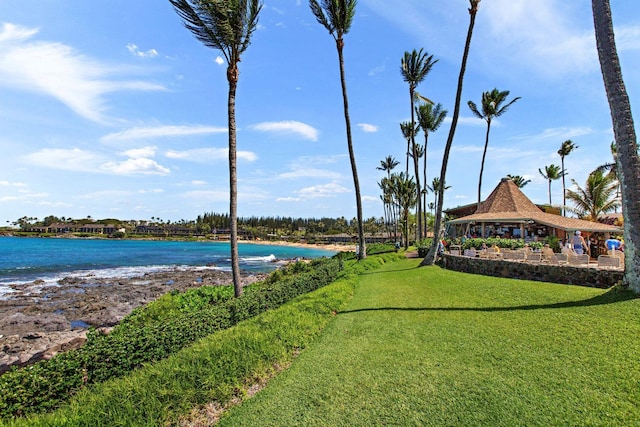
[572,231,588,255]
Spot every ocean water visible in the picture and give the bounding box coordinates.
[0,237,336,297]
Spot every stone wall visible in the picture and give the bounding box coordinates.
[441,254,623,289]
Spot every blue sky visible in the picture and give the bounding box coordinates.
[0,0,638,226]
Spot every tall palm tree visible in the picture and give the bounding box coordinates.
[416,102,447,237]
[422,0,481,266]
[401,49,438,173]
[310,0,366,259]
[400,121,419,176]
[565,169,620,221]
[401,49,437,242]
[170,0,262,297]
[507,174,531,188]
[377,156,399,238]
[468,88,521,209]
[412,142,425,240]
[538,164,563,205]
[557,139,578,216]
[592,0,640,291]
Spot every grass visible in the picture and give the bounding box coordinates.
[5,255,639,426]
[218,258,640,426]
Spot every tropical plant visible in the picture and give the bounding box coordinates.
[401,49,437,173]
[507,174,531,188]
[467,88,520,209]
[390,172,417,249]
[538,164,563,205]
[595,142,621,209]
[427,177,450,221]
[557,139,578,216]
[400,121,419,176]
[401,49,437,241]
[592,0,640,291]
[422,0,481,266]
[377,155,400,179]
[310,0,366,259]
[416,102,447,237]
[565,169,620,221]
[170,0,262,297]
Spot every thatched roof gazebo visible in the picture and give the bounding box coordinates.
[446,178,621,240]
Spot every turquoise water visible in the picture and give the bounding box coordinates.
[0,237,335,295]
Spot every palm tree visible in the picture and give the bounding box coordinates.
[401,49,437,173]
[411,142,425,240]
[400,121,419,176]
[310,0,366,260]
[538,164,563,205]
[595,142,621,210]
[377,155,400,179]
[468,88,520,209]
[507,174,531,188]
[593,0,640,291]
[170,0,262,297]
[416,102,447,237]
[422,0,481,266]
[428,177,451,218]
[565,169,620,221]
[390,172,417,249]
[557,139,578,216]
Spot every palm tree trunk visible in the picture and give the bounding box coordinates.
[423,134,428,237]
[413,142,422,241]
[560,157,566,216]
[422,0,479,266]
[227,65,242,297]
[593,0,640,291]
[548,180,552,205]
[337,39,366,259]
[477,121,491,209]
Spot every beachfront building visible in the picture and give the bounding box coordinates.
[446,178,621,249]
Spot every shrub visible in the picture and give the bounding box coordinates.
[0,258,342,421]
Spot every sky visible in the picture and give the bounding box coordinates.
[0,0,639,226]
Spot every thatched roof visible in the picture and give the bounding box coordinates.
[447,178,622,233]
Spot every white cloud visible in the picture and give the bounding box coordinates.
[296,182,350,199]
[616,24,640,51]
[102,125,227,142]
[121,146,157,158]
[191,180,207,186]
[215,56,224,65]
[0,180,27,187]
[278,167,342,180]
[126,43,158,58]
[166,147,257,162]
[100,158,170,175]
[183,190,228,202]
[514,127,593,142]
[23,148,105,172]
[250,120,318,141]
[0,23,166,123]
[357,123,379,133]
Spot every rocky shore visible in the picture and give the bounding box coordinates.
[0,268,265,374]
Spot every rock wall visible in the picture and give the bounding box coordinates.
[441,254,623,288]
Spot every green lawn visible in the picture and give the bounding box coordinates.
[218,258,640,426]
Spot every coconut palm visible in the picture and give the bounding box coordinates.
[557,139,578,216]
[538,164,563,205]
[595,142,621,210]
[377,155,400,179]
[428,177,451,218]
[468,88,520,209]
[416,102,447,237]
[422,0,481,266]
[507,174,531,188]
[565,169,620,221]
[390,172,417,249]
[310,0,366,259]
[401,49,437,174]
[170,0,262,297]
[400,121,419,176]
[593,0,640,290]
